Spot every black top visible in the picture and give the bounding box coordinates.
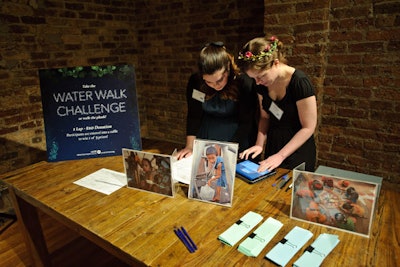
[258,69,316,171]
[185,73,258,152]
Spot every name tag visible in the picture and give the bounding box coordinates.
[192,89,205,103]
[269,102,283,120]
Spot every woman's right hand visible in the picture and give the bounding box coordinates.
[176,147,193,160]
[239,145,263,160]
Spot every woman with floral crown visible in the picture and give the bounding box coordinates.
[176,42,259,159]
[237,35,317,171]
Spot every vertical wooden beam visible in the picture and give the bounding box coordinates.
[8,186,52,267]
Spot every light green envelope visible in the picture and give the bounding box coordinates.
[218,211,263,247]
[293,233,340,267]
[265,226,313,267]
[238,217,283,257]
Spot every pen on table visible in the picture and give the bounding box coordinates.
[174,228,195,253]
[181,226,197,251]
[279,176,292,190]
[274,170,290,181]
[94,179,124,187]
[272,172,289,187]
[285,182,293,192]
[276,174,288,188]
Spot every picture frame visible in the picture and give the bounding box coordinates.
[122,148,175,197]
[290,165,382,237]
[188,139,238,207]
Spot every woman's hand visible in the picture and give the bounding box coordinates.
[239,145,263,160]
[258,153,285,172]
[175,147,193,160]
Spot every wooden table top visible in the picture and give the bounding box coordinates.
[2,141,399,266]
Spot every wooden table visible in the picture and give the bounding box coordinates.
[2,140,399,266]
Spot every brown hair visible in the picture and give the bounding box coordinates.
[237,36,287,73]
[198,42,240,101]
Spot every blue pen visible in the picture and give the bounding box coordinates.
[174,228,195,253]
[277,174,289,189]
[279,176,292,189]
[181,226,197,251]
[272,171,290,187]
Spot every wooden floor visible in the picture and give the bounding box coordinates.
[0,211,131,267]
[0,138,182,267]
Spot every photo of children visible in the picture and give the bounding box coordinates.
[290,170,379,237]
[188,139,238,207]
[123,149,174,197]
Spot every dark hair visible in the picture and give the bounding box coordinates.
[198,42,228,74]
[335,213,347,222]
[205,146,218,155]
[141,158,152,170]
[198,42,240,101]
[342,202,353,210]
[237,35,287,73]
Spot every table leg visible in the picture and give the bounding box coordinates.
[8,186,52,267]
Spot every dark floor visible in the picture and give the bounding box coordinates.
[0,207,132,267]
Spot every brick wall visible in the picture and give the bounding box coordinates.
[1,0,138,172]
[132,0,264,141]
[264,1,400,184]
[1,1,399,185]
[0,0,263,173]
[323,1,400,184]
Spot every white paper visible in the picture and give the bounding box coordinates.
[74,168,127,195]
[171,150,193,184]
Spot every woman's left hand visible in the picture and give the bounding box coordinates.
[258,153,285,172]
[175,147,192,160]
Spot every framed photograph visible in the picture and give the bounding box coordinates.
[122,149,174,197]
[290,165,382,237]
[188,139,238,207]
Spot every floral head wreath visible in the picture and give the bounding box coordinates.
[238,36,278,62]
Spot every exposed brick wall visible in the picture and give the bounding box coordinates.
[0,0,138,173]
[264,1,400,184]
[132,0,264,142]
[1,1,399,185]
[322,1,400,183]
[0,0,263,173]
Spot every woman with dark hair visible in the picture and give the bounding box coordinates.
[176,42,259,159]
